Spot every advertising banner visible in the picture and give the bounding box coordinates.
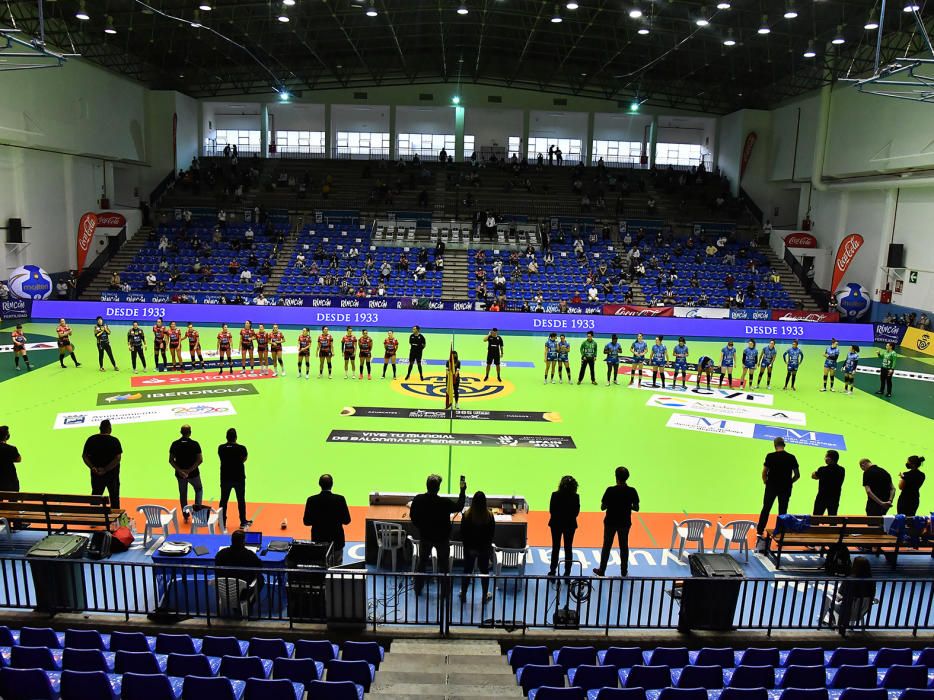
[30,300,875,342]
[666,414,847,450]
[872,323,907,345]
[326,429,575,449]
[603,304,675,317]
[783,232,818,249]
[54,401,237,430]
[674,307,731,319]
[740,132,757,180]
[770,309,841,323]
[76,212,98,274]
[729,309,772,320]
[900,327,934,358]
[95,212,127,229]
[831,233,864,293]
[0,298,31,321]
[646,394,806,425]
[340,406,561,422]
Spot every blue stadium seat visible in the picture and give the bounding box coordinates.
[307,679,364,700]
[650,649,690,668]
[530,688,586,700]
[114,651,167,675]
[20,627,64,649]
[61,648,114,673]
[555,647,599,671]
[109,632,156,653]
[60,669,120,700]
[900,691,934,700]
[326,659,375,692]
[778,688,830,700]
[692,650,735,668]
[244,677,303,700]
[121,672,184,700]
[0,627,17,647]
[874,651,915,668]
[838,690,887,700]
[715,688,769,700]
[510,646,551,671]
[916,650,934,667]
[0,666,59,700]
[737,650,780,668]
[829,666,878,689]
[11,645,61,671]
[619,666,672,690]
[181,675,245,700]
[166,653,221,678]
[880,666,930,689]
[156,634,202,656]
[272,657,324,688]
[827,650,870,668]
[783,650,825,668]
[778,666,827,689]
[727,666,775,689]
[586,689,647,700]
[675,665,725,690]
[657,688,709,700]
[568,665,620,691]
[341,641,385,669]
[64,630,109,651]
[219,655,273,681]
[598,649,646,669]
[202,637,249,658]
[247,638,294,661]
[519,665,568,695]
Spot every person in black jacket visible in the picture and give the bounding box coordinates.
[548,476,580,577]
[593,466,640,577]
[404,325,427,381]
[409,473,466,594]
[459,491,495,603]
[215,529,264,597]
[303,473,352,563]
[811,450,845,516]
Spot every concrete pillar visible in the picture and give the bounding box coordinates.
[522,110,531,160]
[389,104,397,159]
[260,103,269,158]
[454,105,465,162]
[585,111,595,165]
[324,103,332,157]
[648,115,658,169]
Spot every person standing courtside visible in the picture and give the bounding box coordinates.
[82,420,122,509]
[0,426,22,493]
[896,455,925,516]
[303,474,352,564]
[405,325,427,381]
[860,458,894,516]
[218,428,251,529]
[812,450,845,516]
[756,437,800,538]
[593,466,640,577]
[548,475,580,577]
[459,491,495,604]
[409,474,466,595]
[483,328,504,382]
[577,331,598,385]
[169,425,203,522]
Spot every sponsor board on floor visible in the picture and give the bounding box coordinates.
[326,429,575,448]
[646,394,806,425]
[131,370,278,387]
[665,413,846,449]
[97,383,258,406]
[340,406,561,422]
[636,381,776,405]
[855,366,934,383]
[54,401,237,429]
[0,342,59,353]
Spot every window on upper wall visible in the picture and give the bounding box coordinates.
[336,131,390,157]
[654,143,707,167]
[270,130,326,154]
[463,135,475,160]
[397,133,455,158]
[526,137,582,163]
[507,136,522,159]
[591,140,643,165]
[209,130,262,155]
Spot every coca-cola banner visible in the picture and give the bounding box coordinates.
[783,232,818,249]
[95,212,127,229]
[831,233,864,292]
[740,132,757,180]
[771,309,840,323]
[76,212,98,275]
[603,304,675,317]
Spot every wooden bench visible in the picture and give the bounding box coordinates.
[766,515,933,570]
[0,492,125,535]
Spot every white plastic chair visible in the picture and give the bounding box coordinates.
[670,518,712,559]
[713,519,757,562]
[216,577,251,617]
[449,541,465,566]
[184,505,224,535]
[493,545,529,575]
[373,521,406,571]
[407,535,437,573]
[136,504,179,545]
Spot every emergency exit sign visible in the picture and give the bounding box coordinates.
[909,271,918,284]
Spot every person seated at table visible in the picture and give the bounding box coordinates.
[820,555,875,629]
[214,529,264,602]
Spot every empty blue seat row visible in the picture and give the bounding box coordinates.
[526,688,934,700]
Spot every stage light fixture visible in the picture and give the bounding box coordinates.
[75,1,90,20]
[831,24,845,44]
[758,14,770,34]
[695,8,709,26]
[457,2,469,14]
[629,5,643,18]
[716,0,731,10]
[366,3,378,16]
[104,15,116,33]
[904,1,920,11]
[783,1,798,19]
[864,12,879,29]
[803,39,816,57]
[551,3,563,22]
[723,28,736,45]
[566,1,579,9]
[199,2,212,10]
[637,25,650,34]
[452,95,461,105]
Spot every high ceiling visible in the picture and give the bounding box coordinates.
[4,0,933,113]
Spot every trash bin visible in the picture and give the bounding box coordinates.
[677,552,744,631]
[27,534,88,613]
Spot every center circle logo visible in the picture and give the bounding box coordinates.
[918,333,931,351]
[393,372,514,402]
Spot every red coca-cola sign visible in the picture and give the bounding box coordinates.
[831,233,864,292]
[75,212,98,275]
[96,212,127,228]
[770,309,840,323]
[603,304,675,317]
[783,232,818,248]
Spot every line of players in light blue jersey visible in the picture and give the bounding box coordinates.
[541,332,860,394]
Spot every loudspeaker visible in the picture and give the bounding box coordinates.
[887,243,905,268]
[7,218,22,244]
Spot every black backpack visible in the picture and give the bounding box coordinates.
[87,530,113,560]
[824,542,851,576]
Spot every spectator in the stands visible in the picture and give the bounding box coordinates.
[239,268,252,285]
[348,245,359,260]
[376,282,386,297]
[145,272,156,289]
[56,279,69,300]
[493,272,506,293]
[414,263,427,281]
[217,209,227,229]
[398,252,409,271]
[244,227,254,248]
[919,314,932,331]
[475,267,486,282]
[706,243,718,257]
[295,252,306,269]
[435,256,444,271]
[587,285,599,302]
[543,251,555,271]
[527,259,539,276]
[380,261,391,280]
[109,272,122,291]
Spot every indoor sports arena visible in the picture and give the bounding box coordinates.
[0,0,932,695]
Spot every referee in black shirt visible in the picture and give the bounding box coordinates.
[483,328,504,382]
[405,325,426,380]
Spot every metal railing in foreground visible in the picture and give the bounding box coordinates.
[0,556,930,637]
